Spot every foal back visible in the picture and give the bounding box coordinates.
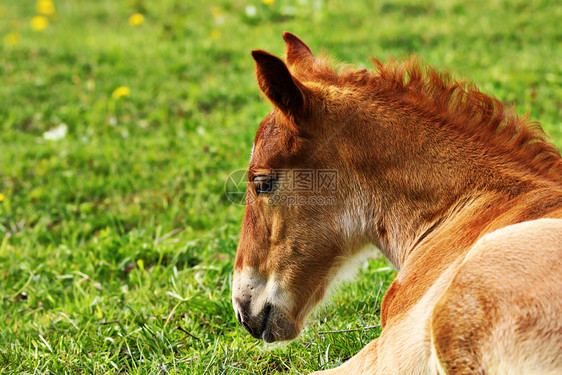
[431,218,562,374]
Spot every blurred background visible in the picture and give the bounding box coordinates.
[1,0,560,373]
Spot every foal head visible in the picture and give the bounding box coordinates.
[231,33,377,342]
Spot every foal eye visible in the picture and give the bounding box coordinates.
[253,175,276,195]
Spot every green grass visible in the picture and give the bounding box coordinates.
[0,0,560,373]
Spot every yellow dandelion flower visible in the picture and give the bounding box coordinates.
[37,0,55,16]
[0,193,5,202]
[262,0,276,4]
[112,86,130,100]
[4,32,21,46]
[129,13,144,26]
[210,29,221,39]
[211,6,225,24]
[211,6,223,19]
[31,15,49,31]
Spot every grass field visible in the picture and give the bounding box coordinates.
[1,0,561,373]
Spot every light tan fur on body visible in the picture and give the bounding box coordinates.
[232,33,562,374]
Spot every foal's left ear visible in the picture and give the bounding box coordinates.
[252,50,307,120]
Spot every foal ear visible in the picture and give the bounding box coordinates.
[251,49,306,118]
[283,32,315,66]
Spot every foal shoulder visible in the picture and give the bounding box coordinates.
[431,218,562,374]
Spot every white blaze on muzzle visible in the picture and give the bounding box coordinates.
[232,267,295,342]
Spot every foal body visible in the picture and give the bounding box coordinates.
[325,199,562,374]
[232,33,562,374]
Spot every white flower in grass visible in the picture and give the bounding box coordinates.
[43,123,67,141]
[314,0,323,11]
[282,6,296,15]
[245,5,257,17]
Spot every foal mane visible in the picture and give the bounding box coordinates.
[300,56,562,182]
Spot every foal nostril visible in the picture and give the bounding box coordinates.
[236,302,274,340]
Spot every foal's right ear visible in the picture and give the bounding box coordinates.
[283,32,315,67]
[251,50,307,120]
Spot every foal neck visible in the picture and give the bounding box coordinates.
[348,113,554,269]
